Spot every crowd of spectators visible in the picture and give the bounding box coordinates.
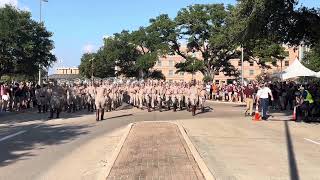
[0,82,37,112]
[205,81,320,121]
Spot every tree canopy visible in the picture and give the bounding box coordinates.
[0,5,56,78]
[78,1,320,79]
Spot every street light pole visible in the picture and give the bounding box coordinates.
[241,46,244,85]
[192,51,195,81]
[90,58,95,82]
[38,0,48,85]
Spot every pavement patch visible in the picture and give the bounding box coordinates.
[105,122,206,180]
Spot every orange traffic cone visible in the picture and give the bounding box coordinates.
[292,106,297,121]
[253,105,261,121]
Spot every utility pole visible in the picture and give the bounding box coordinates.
[241,46,244,85]
[90,58,95,82]
[38,0,48,85]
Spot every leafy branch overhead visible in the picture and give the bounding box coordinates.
[0,5,56,78]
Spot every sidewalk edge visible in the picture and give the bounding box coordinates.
[176,122,216,180]
[97,123,133,180]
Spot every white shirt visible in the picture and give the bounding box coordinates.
[257,87,271,99]
[206,85,211,92]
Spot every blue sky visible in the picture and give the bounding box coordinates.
[0,0,318,74]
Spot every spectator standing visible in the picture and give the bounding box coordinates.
[257,83,274,120]
[244,83,254,116]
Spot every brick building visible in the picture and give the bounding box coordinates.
[153,45,301,84]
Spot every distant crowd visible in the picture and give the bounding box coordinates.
[0,80,319,121]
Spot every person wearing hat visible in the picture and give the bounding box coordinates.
[256,82,274,120]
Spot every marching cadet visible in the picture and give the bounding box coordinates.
[184,84,191,111]
[48,81,64,119]
[189,80,198,116]
[150,82,157,111]
[164,83,172,110]
[177,83,184,110]
[86,82,96,112]
[171,83,178,112]
[95,81,106,121]
[199,85,206,112]
[156,82,164,112]
[35,84,46,113]
[138,83,145,109]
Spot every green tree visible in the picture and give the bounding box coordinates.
[103,32,140,77]
[0,5,56,78]
[234,0,320,46]
[149,4,240,79]
[78,50,115,79]
[303,43,320,72]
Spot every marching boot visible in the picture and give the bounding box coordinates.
[201,105,205,113]
[87,104,91,112]
[173,103,177,112]
[56,109,61,119]
[38,105,42,113]
[96,109,100,121]
[187,103,191,112]
[159,100,162,112]
[43,105,46,113]
[48,109,54,119]
[192,105,196,116]
[100,109,105,120]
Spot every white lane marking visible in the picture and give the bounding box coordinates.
[0,130,27,142]
[304,138,320,145]
[33,125,42,128]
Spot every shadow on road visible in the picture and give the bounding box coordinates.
[0,122,91,167]
[284,121,300,180]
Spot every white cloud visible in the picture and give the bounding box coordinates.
[20,5,30,12]
[0,0,18,7]
[82,43,96,53]
[0,0,31,12]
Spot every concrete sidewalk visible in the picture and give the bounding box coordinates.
[179,117,320,180]
[106,122,205,180]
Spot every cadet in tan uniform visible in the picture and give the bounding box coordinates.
[95,81,107,121]
[48,81,64,119]
[189,81,198,116]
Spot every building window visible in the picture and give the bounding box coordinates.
[169,80,173,83]
[70,69,73,74]
[249,62,254,66]
[238,61,242,66]
[249,70,254,76]
[215,80,220,84]
[179,72,184,76]
[215,71,219,75]
[285,61,289,66]
[169,70,174,76]
[157,60,162,66]
[169,60,174,67]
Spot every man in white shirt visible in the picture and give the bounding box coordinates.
[256,83,274,120]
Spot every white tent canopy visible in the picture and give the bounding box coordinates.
[280,58,317,80]
[317,71,320,78]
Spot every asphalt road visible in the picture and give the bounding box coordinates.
[1,102,319,180]
[0,102,221,180]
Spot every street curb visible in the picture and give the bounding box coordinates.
[207,100,246,105]
[97,123,133,180]
[176,122,216,180]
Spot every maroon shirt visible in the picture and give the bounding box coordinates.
[244,86,254,98]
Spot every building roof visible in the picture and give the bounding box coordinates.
[48,74,81,80]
